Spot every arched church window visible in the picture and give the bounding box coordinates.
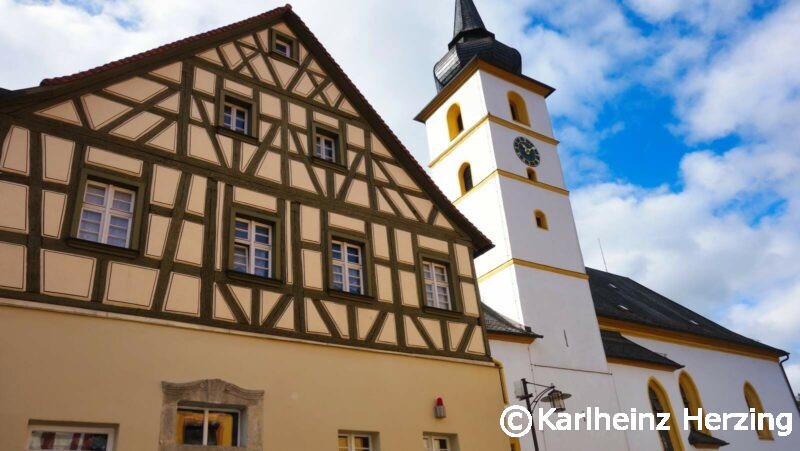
[679,371,705,432]
[508,91,530,126]
[648,378,685,451]
[459,163,473,195]
[534,210,548,230]
[447,104,464,140]
[744,382,774,440]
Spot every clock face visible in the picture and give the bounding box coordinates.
[513,136,540,167]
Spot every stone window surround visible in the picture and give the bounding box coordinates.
[160,379,264,451]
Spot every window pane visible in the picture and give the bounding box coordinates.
[346,246,361,264]
[434,265,447,283]
[331,242,342,261]
[332,264,344,290]
[234,246,249,272]
[84,185,106,206]
[235,220,249,241]
[176,410,205,445]
[224,105,233,127]
[338,436,349,451]
[111,190,133,212]
[353,436,371,451]
[78,210,103,242]
[423,263,433,281]
[254,225,270,244]
[435,438,450,451]
[29,431,110,451]
[425,284,435,305]
[207,411,238,446]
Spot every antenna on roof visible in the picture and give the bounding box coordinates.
[598,238,608,272]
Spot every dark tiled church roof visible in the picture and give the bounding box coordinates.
[482,304,541,339]
[600,330,683,369]
[588,268,786,356]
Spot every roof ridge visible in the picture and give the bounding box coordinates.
[39,5,291,86]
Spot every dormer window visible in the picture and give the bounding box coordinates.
[313,125,341,164]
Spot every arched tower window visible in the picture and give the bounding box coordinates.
[534,210,548,230]
[648,378,685,451]
[507,91,530,126]
[447,104,464,141]
[678,372,705,432]
[744,382,774,440]
[459,163,473,195]
[527,168,537,182]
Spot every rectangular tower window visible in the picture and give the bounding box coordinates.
[338,433,373,451]
[233,217,273,278]
[331,240,364,294]
[78,180,135,248]
[222,102,249,134]
[423,435,452,451]
[28,424,115,451]
[423,260,452,310]
[176,407,241,446]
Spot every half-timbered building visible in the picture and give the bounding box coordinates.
[0,5,512,450]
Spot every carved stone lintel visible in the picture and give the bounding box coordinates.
[160,379,264,451]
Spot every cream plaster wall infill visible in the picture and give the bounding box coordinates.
[270,57,297,89]
[228,284,252,323]
[448,322,468,351]
[394,229,413,264]
[419,317,444,350]
[0,242,25,291]
[155,93,180,113]
[145,214,171,259]
[404,316,427,348]
[382,162,420,191]
[407,195,433,220]
[301,249,323,290]
[193,67,216,95]
[275,298,295,330]
[85,146,143,176]
[371,223,390,260]
[224,79,253,98]
[197,48,223,65]
[233,187,278,213]
[164,272,201,316]
[322,300,349,338]
[111,111,163,141]
[289,160,315,193]
[241,143,257,172]
[105,77,167,103]
[328,213,365,233]
[288,103,306,128]
[293,73,315,97]
[260,92,281,118]
[104,262,159,309]
[466,326,486,355]
[188,125,220,165]
[377,312,398,344]
[300,205,321,243]
[346,124,365,148]
[259,290,282,324]
[385,189,415,219]
[251,55,275,85]
[150,165,181,208]
[81,94,132,130]
[42,134,75,184]
[150,62,183,83]
[35,100,82,126]
[399,270,419,307]
[218,134,233,168]
[186,175,207,216]
[460,281,480,317]
[356,308,379,340]
[455,244,473,277]
[0,181,28,233]
[213,284,236,322]
[375,265,393,303]
[42,191,67,238]
[305,298,330,335]
[285,200,293,285]
[147,123,178,153]
[175,221,204,266]
[311,167,326,197]
[40,249,96,300]
[220,43,242,68]
[1,125,29,175]
[313,111,338,129]
[417,235,449,254]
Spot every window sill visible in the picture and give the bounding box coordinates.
[269,50,300,66]
[328,289,376,304]
[66,237,139,259]
[173,445,246,451]
[421,305,463,319]
[309,156,347,173]
[215,126,259,145]
[226,270,284,289]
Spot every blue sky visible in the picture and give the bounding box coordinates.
[1,0,799,394]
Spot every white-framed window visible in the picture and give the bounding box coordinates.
[423,435,452,451]
[78,180,135,248]
[423,261,452,310]
[28,424,116,451]
[223,102,249,134]
[339,433,372,451]
[331,240,364,295]
[314,131,338,162]
[176,407,241,446]
[273,35,294,59]
[233,217,272,278]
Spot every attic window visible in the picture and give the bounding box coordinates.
[617,304,630,311]
[270,30,297,60]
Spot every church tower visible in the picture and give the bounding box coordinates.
[417,1,628,449]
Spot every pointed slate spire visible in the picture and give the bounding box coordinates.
[451,0,491,46]
[433,0,522,91]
